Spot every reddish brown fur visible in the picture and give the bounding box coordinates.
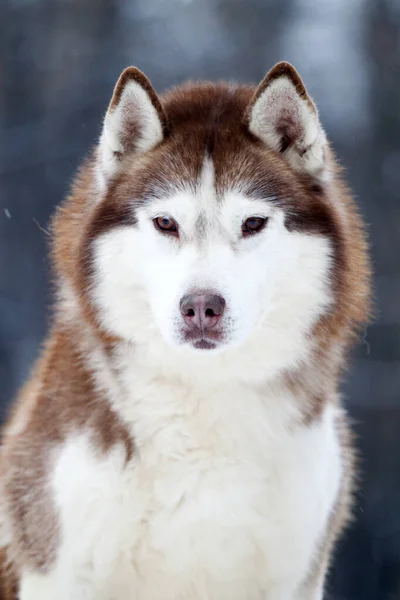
[0,64,371,595]
[1,324,133,579]
[0,548,17,600]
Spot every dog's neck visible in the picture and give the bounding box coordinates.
[72,315,338,437]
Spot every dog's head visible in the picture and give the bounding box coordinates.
[75,63,349,374]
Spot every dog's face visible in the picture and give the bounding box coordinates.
[84,64,338,366]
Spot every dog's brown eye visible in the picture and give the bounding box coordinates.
[242,217,268,237]
[154,216,179,236]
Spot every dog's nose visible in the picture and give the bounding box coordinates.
[180,293,226,330]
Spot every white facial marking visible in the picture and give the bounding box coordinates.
[92,155,333,381]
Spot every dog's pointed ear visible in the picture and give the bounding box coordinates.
[245,62,327,178]
[98,67,167,182]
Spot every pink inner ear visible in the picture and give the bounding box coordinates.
[119,100,143,154]
[275,101,304,152]
[248,69,325,176]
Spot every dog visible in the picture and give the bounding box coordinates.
[0,62,370,599]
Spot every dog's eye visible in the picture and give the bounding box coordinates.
[242,217,268,237]
[153,216,179,236]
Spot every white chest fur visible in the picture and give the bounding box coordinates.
[26,371,342,600]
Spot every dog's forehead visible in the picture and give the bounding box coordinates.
[117,82,298,207]
[120,140,295,223]
[137,159,237,233]
[139,156,278,232]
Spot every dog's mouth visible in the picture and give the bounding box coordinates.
[182,329,224,351]
[192,339,217,350]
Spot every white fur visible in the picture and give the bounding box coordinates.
[20,374,342,600]
[248,77,327,178]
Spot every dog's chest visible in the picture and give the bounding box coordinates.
[53,381,341,599]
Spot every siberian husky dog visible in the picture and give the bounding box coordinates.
[0,62,370,600]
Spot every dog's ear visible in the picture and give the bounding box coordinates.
[245,62,327,178]
[98,67,167,182]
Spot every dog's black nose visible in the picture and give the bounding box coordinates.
[180,293,226,331]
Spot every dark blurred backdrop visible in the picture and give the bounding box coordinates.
[1,1,400,598]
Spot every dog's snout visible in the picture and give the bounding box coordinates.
[180,293,226,330]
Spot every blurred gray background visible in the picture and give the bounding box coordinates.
[1,0,400,598]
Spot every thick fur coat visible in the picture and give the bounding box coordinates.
[0,63,370,599]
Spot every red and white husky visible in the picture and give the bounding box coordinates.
[0,62,370,600]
